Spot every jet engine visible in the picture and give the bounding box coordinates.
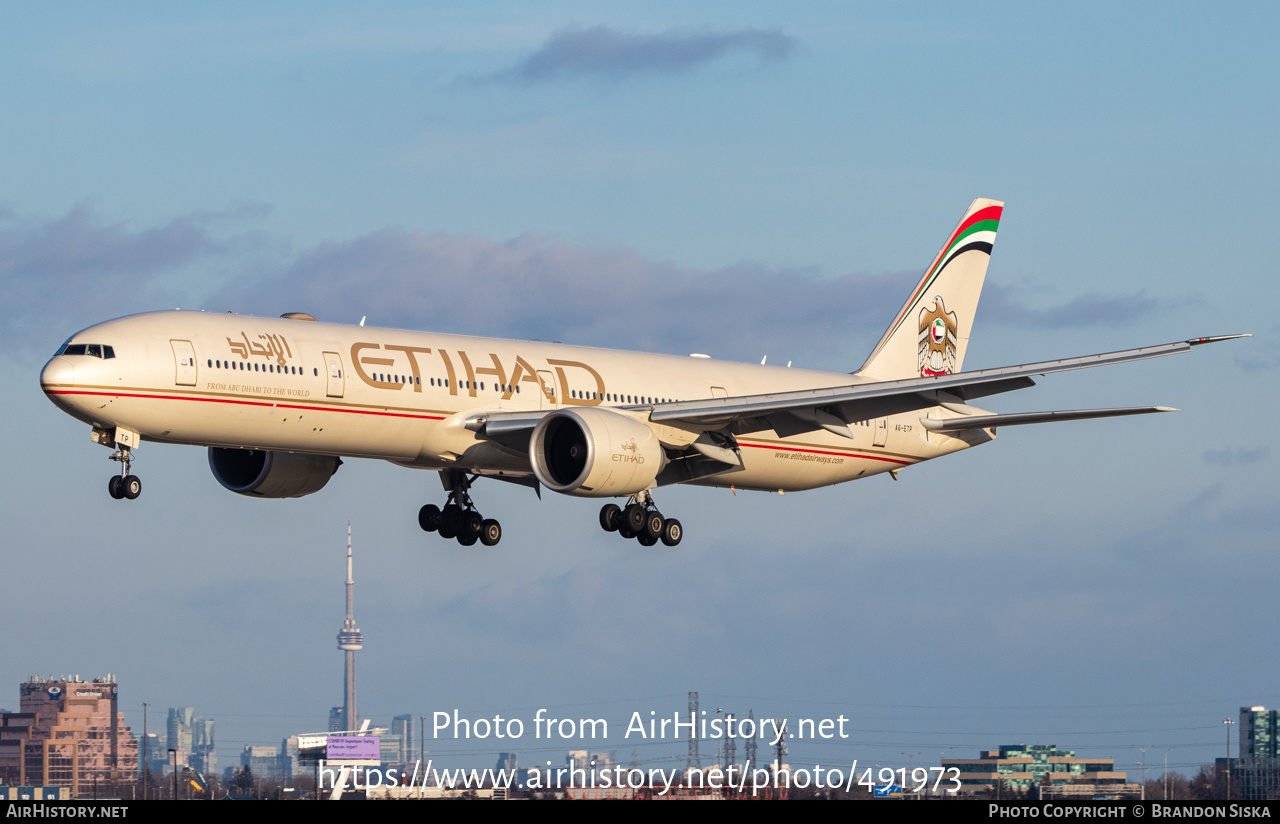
[530,408,665,497]
[208,447,341,498]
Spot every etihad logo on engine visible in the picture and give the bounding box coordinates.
[349,341,607,405]
[613,437,644,463]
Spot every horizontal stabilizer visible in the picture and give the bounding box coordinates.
[919,406,1177,432]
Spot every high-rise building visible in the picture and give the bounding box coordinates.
[167,707,193,763]
[392,715,415,764]
[336,522,363,733]
[1240,706,1279,760]
[0,675,137,796]
[1235,706,1280,801]
[239,745,283,781]
[191,717,216,777]
[164,707,216,777]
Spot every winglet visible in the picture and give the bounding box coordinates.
[1188,333,1251,346]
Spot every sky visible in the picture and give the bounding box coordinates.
[2,2,1276,782]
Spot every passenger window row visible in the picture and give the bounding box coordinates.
[210,359,313,376]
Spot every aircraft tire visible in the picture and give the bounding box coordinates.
[108,475,124,500]
[644,511,664,539]
[624,503,646,533]
[618,524,636,540]
[457,531,477,547]
[637,532,658,547]
[418,504,441,532]
[660,518,683,547]
[463,511,484,537]
[599,503,621,532]
[122,476,142,500]
[439,504,462,536]
[480,519,502,546]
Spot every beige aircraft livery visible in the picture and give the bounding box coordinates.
[40,199,1246,546]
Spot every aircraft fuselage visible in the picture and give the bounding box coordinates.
[41,310,969,493]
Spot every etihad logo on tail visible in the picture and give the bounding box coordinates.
[918,297,958,376]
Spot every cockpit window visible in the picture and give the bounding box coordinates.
[58,343,115,359]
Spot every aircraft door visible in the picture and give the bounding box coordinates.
[536,370,558,409]
[873,418,888,447]
[323,352,345,398]
[170,340,197,386]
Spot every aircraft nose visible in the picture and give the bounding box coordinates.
[41,357,76,391]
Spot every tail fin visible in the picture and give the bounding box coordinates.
[857,198,1003,380]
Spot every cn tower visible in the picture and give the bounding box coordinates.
[336,521,363,732]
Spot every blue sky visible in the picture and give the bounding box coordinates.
[2,2,1275,778]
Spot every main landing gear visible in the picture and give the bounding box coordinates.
[599,492,682,547]
[107,445,142,501]
[418,470,502,547]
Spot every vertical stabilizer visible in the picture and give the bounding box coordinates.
[857,199,1003,380]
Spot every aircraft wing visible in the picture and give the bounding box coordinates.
[462,336,1244,450]
[648,335,1246,436]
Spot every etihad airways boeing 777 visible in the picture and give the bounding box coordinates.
[40,199,1244,546]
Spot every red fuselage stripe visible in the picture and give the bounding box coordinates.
[44,389,447,421]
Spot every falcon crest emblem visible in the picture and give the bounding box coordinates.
[918,297,958,376]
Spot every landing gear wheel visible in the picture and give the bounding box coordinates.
[108,475,124,500]
[660,518,683,547]
[462,511,484,538]
[418,504,441,532]
[457,531,477,547]
[637,532,658,547]
[643,511,664,540]
[480,519,502,546]
[122,475,142,500]
[438,504,462,538]
[599,504,621,532]
[618,525,636,540]
[624,503,647,533]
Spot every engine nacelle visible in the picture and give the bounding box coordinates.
[530,408,665,497]
[208,447,340,498]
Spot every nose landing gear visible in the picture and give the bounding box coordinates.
[418,470,502,547]
[600,492,682,547]
[107,444,141,501]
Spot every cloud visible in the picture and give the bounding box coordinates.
[1202,446,1267,466]
[1233,324,1276,372]
[982,284,1161,328]
[212,229,910,369]
[471,25,798,85]
[16,204,1201,374]
[0,203,279,354]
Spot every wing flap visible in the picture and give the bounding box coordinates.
[920,406,1177,432]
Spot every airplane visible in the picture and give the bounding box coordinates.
[39,198,1245,547]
